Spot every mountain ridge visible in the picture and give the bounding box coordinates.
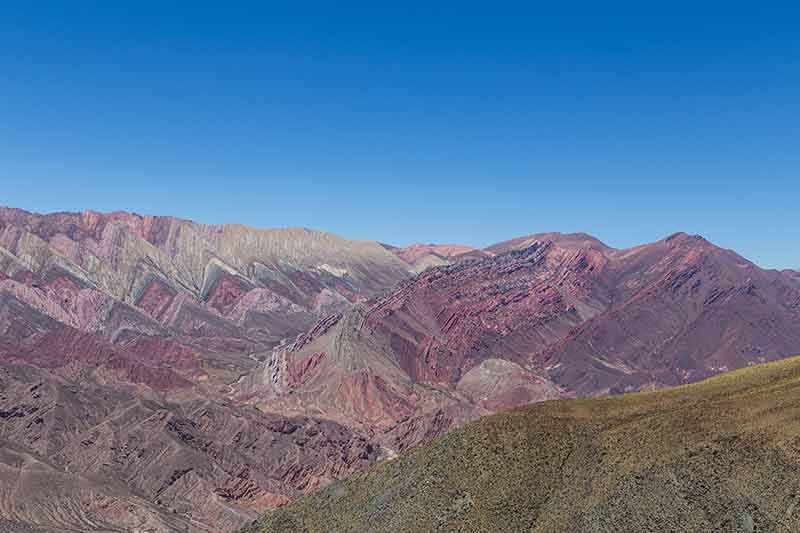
[241,230,800,454]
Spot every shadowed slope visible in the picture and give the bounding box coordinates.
[244,355,800,533]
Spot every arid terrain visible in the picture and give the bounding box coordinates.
[243,354,800,532]
[1,206,799,531]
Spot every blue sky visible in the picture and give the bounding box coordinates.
[1,2,798,269]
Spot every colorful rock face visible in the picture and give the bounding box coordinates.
[0,207,413,387]
[244,232,800,455]
[0,207,410,531]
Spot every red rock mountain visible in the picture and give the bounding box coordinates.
[242,231,800,455]
[1,207,799,532]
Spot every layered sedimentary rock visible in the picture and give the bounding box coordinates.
[0,207,411,348]
[0,207,409,531]
[243,232,800,454]
[536,233,800,395]
[0,207,415,389]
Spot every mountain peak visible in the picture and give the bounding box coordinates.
[486,231,611,254]
[663,231,709,244]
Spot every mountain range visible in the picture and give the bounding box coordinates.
[240,230,800,454]
[0,206,798,531]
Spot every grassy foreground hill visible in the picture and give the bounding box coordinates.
[242,355,800,532]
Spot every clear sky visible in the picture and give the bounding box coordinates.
[1,2,798,269]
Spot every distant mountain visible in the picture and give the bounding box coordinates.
[485,231,612,254]
[243,354,800,533]
[0,207,412,387]
[242,231,800,453]
[383,242,492,273]
[0,207,410,338]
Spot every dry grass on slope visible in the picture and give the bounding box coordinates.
[244,355,800,532]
